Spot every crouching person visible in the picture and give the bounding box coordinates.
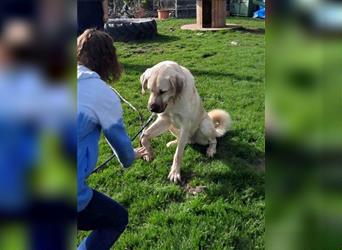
[77,29,146,250]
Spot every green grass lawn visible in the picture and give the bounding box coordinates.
[81,17,265,249]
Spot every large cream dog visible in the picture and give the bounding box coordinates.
[140,61,231,183]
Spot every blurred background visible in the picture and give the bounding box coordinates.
[0,0,76,250]
[266,0,342,249]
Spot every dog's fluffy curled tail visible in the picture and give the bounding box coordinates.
[208,109,232,137]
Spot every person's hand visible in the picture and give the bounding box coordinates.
[134,147,148,159]
[103,13,109,23]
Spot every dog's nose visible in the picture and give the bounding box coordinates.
[149,103,160,113]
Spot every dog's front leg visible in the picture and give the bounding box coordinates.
[168,127,189,183]
[141,116,170,161]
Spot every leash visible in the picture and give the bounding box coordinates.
[109,86,144,125]
[91,87,156,174]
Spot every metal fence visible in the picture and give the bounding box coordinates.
[109,0,175,17]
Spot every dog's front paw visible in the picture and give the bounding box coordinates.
[143,150,155,162]
[168,168,181,183]
[206,147,216,158]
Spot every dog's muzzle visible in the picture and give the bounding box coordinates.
[149,103,167,113]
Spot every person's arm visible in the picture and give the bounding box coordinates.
[103,119,135,168]
[91,81,148,167]
[102,0,109,23]
[94,85,148,167]
[103,116,147,167]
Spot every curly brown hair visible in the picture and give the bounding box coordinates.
[77,29,121,81]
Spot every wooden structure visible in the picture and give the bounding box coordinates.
[196,0,226,28]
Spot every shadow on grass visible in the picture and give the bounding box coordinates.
[191,69,262,82]
[190,130,264,172]
[188,128,265,200]
[231,27,265,35]
[123,63,263,82]
[125,33,180,44]
[122,62,153,74]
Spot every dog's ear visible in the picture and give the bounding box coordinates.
[140,69,151,94]
[170,73,184,96]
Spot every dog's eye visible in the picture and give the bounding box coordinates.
[159,90,167,95]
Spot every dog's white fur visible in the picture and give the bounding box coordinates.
[140,61,231,183]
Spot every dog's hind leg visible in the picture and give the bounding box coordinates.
[197,117,218,158]
[206,138,217,158]
[166,140,178,148]
[141,116,170,161]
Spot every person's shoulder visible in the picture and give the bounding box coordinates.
[97,82,120,104]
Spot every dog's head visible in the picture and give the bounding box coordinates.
[140,63,184,113]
